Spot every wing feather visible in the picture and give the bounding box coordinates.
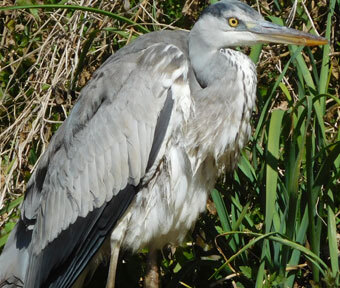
[110,142,121,192]
[16,42,191,287]
[127,118,142,185]
[138,122,148,173]
[118,136,129,189]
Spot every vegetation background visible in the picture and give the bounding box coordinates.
[0,0,339,287]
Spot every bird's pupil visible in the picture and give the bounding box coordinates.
[229,18,238,26]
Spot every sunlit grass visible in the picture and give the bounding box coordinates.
[212,0,339,286]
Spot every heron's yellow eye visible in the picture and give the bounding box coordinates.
[228,17,239,27]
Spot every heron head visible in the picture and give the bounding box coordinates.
[194,0,327,48]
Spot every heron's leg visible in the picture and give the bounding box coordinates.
[105,239,121,288]
[106,216,129,288]
[144,249,160,288]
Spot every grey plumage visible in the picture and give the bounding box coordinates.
[0,1,327,287]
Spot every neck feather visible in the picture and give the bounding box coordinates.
[186,38,257,173]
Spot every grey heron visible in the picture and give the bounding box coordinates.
[0,0,327,287]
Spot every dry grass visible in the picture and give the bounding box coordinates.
[0,0,155,220]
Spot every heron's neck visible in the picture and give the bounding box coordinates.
[187,27,257,173]
[188,30,225,88]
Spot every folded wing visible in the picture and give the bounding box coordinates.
[0,42,191,288]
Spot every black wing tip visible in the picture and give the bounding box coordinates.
[35,185,138,288]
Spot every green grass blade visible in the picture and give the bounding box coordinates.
[289,45,316,90]
[0,196,24,216]
[211,232,277,280]
[0,4,150,33]
[319,0,336,97]
[238,151,257,182]
[327,189,339,283]
[279,82,292,104]
[314,142,340,187]
[211,231,328,280]
[255,251,266,288]
[211,189,236,252]
[306,126,320,281]
[286,207,309,286]
[249,44,262,64]
[231,201,250,231]
[265,109,284,233]
[0,234,9,249]
[289,48,327,140]
[103,28,138,40]
[254,46,303,140]
[230,195,254,227]
[71,29,99,90]
[211,189,230,233]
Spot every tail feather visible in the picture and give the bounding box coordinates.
[0,222,31,287]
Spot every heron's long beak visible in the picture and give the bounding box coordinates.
[247,20,328,46]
